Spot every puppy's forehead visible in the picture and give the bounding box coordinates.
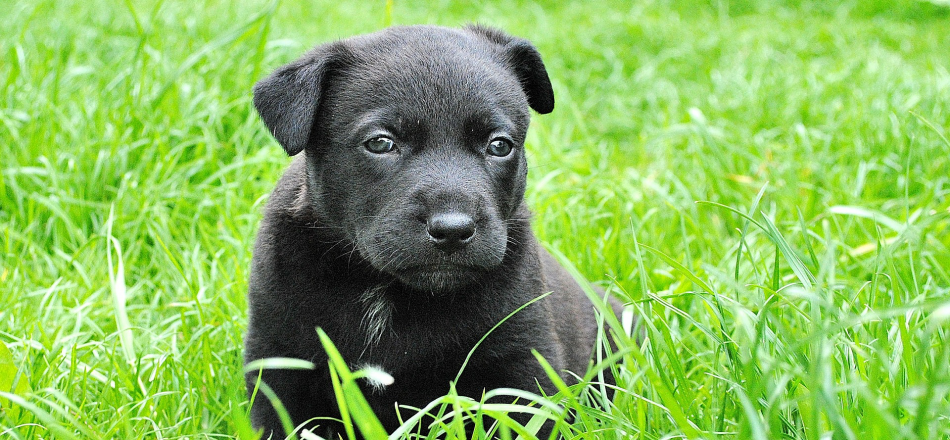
[334,27,530,123]
[345,25,499,73]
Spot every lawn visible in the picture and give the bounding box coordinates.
[1,0,949,438]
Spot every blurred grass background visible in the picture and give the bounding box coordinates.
[1,0,949,438]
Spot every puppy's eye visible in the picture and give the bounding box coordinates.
[364,136,396,154]
[486,139,513,157]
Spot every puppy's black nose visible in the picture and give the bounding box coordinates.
[426,212,476,251]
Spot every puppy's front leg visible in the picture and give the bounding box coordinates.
[245,366,341,439]
[246,367,311,438]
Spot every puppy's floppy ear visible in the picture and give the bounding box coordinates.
[253,43,342,156]
[466,24,555,114]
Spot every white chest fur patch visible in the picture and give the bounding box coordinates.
[359,285,393,345]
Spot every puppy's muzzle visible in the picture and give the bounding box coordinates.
[426,211,476,253]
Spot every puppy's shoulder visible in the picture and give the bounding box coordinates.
[251,156,319,263]
[263,155,314,224]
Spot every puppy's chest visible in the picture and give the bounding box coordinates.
[350,290,496,364]
[280,257,534,371]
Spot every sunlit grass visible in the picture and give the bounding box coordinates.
[1,0,948,438]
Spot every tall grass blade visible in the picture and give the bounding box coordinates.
[105,205,135,366]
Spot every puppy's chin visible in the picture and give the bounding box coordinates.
[392,266,484,294]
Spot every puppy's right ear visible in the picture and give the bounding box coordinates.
[253,44,341,156]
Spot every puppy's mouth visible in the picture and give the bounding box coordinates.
[392,264,484,293]
[354,215,508,293]
[404,263,479,272]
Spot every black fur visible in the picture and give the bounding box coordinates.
[245,25,620,438]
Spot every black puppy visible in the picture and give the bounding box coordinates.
[245,25,620,438]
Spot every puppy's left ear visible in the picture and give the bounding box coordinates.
[253,43,342,156]
[467,25,555,114]
[504,40,555,114]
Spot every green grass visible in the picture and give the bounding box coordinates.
[2,0,949,438]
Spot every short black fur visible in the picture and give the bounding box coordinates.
[245,25,622,438]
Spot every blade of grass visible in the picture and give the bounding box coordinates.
[105,205,135,366]
[317,328,388,440]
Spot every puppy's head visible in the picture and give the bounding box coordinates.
[253,25,554,293]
